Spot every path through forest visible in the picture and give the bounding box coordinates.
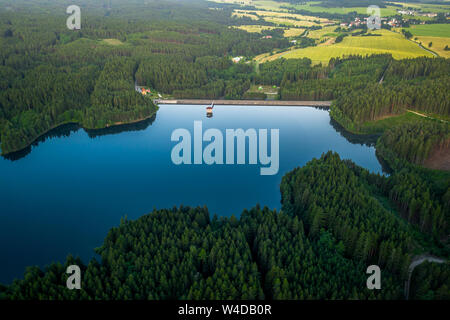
[405,255,446,300]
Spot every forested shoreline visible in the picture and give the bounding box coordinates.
[1,152,447,300]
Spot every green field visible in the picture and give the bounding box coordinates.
[212,0,449,19]
[308,26,340,39]
[402,24,450,38]
[234,25,306,37]
[101,38,125,46]
[235,25,278,33]
[390,1,450,14]
[359,112,425,134]
[413,36,450,58]
[287,1,400,16]
[259,29,434,64]
[399,24,450,58]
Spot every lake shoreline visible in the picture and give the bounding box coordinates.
[0,112,158,157]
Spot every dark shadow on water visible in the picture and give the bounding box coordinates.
[329,118,380,147]
[3,123,81,161]
[329,118,392,174]
[2,114,157,161]
[375,150,394,175]
[85,114,156,138]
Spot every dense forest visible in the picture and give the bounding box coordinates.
[409,261,450,300]
[378,121,449,166]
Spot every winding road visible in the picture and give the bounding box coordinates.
[405,255,446,300]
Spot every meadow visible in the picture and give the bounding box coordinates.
[231,11,259,20]
[390,1,450,14]
[398,24,450,58]
[232,9,334,28]
[101,39,125,46]
[257,30,433,64]
[307,26,340,39]
[402,24,450,38]
[287,1,400,16]
[211,0,449,20]
[236,10,330,23]
[413,36,450,58]
[234,25,305,37]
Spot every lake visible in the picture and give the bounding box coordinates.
[0,105,384,283]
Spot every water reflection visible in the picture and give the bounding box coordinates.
[86,114,156,138]
[329,118,380,147]
[2,114,157,161]
[329,118,392,174]
[3,123,81,161]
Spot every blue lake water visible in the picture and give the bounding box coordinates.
[0,105,384,283]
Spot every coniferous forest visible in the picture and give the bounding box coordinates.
[0,0,449,301]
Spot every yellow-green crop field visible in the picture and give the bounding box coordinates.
[209,0,288,11]
[398,24,450,58]
[285,1,400,16]
[284,28,307,37]
[307,26,340,39]
[235,10,330,23]
[210,0,449,19]
[101,39,125,46]
[235,25,278,33]
[231,11,259,20]
[390,2,450,13]
[263,17,318,27]
[232,9,335,27]
[414,36,450,58]
[235,25,305,37]
[257,30,434,65]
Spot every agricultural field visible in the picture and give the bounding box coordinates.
[210,0,287,11]
[234,25,278,33]
[413,36,450,58]
[235,25,306,37]
[401,24,450,38]
[232,9,335,27]
[399,24,450,58]
[284,1,400,16]
[231,10,259,20]
[284,28,308,37]
[257,29,433,65]
[101,39,125,46]
[211,0,448,19]
[235,10,330,23]
[263,16,318,27]
[307,26,340,39]
[390,1,450,14]
[230,8,335,38]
